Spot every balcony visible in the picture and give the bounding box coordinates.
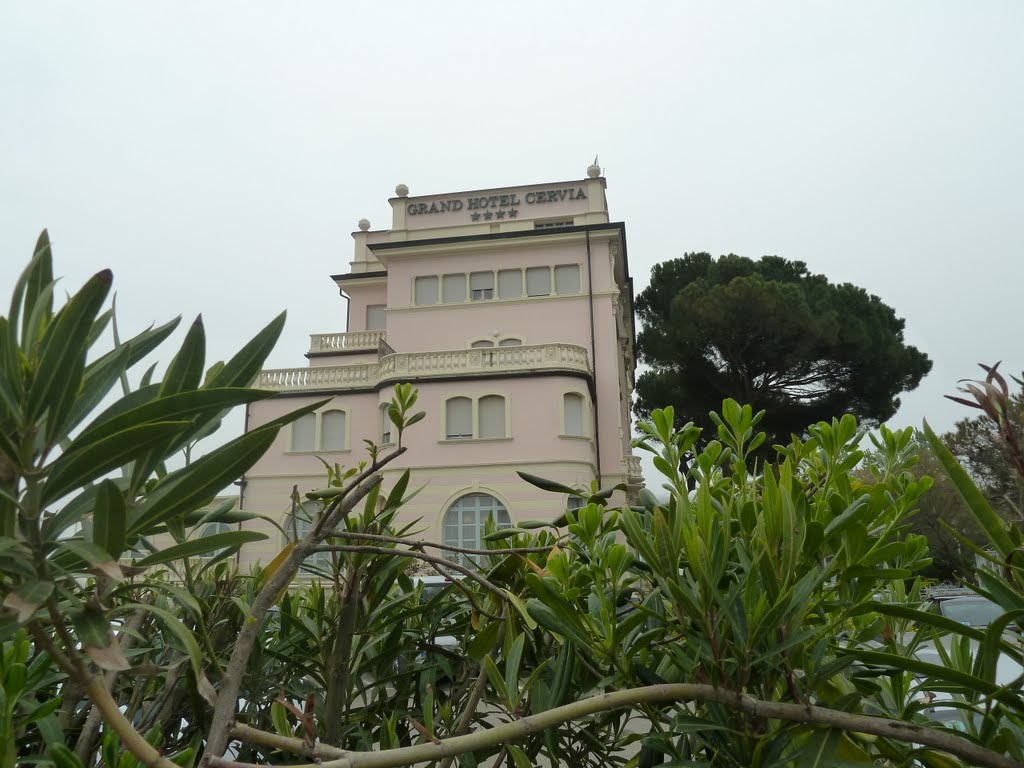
[258,343,591,392]
[308,331,385,354]
[624,454,643,481]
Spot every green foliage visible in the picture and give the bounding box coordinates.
[633,252,932,455]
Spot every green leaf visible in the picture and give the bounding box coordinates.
[49,743,85,768]
[504,632,525,691]
[93,479,127,560]
[159,316,206,395]
[923,420,1015,557]
[822,496,870,541]
[27,269,112,440]
[64,343,132,433]
[42,421,191,505]
[501,589,537,631]
[207,311,286,389]
[133,530,267,567]
[271,700,292,737]
[483,656,511,707]
[128,425,280,535]
[2,581,54,623]
[516,471,580,496]
[120,602,205,677]
[72,388,273,458]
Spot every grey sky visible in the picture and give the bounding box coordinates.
[2,2,1022,458]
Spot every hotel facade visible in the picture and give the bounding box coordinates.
[235,164,641,568]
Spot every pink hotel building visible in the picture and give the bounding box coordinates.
[237,164,642,567]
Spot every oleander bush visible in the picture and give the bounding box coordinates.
[3,232,1024,768]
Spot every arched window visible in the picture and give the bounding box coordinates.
[291,503,332,574]
[197,522,232,559]
[566,495,586,513]
[292,413,316,451]
[563,393,586,437]
[478,395,506,439]
[497,337,522,347]
[320,410,347,451]
[471,339,495,348]
[445,397,473,440]
[442,493,511,561]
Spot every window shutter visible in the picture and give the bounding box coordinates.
[478,395,506,438]
[554,265,581,294]
[446,397,473,439]
[443,274,467,303]
[470,271,494,300]
[414,276,439,305]
[526,267,551,296]
[563,393,584,436]
[321,410,347,451]
[380,404,393,444]
[498,269,522,298]
[292,413,316,451]
[366,305,386,330]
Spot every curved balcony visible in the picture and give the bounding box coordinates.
[308,330,385,354]
[258,343,590,392]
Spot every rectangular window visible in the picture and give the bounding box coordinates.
[470,271,494,300]
[564,393,585,437]
[291,413,316,451]
[478,396,506,439]
[414,276,439,305]
[321,410,347,451]
[442,273,467,303]
[554,265,581,294]
[445,397,473,439]
[380,405,393,444]
[366,304,386,330]
[498,269,522,299]
[526,267,551,297]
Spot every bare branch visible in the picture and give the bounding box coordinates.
[210,684,1023,768]
[325,530,553,557]
[314,545,510,605]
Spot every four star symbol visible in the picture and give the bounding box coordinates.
[470,208,518,222]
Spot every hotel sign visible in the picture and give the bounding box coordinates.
[406,186,587,221]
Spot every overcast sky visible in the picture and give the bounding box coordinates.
[2,2,1022,466]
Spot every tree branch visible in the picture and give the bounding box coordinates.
[314,545,510,605]
[202,465,393,764]
[326,530,553,557]
[213,684,1023,768]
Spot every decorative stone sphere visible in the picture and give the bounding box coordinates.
[586,163,601,178]
[395,183,409,197]
[357,218,370,231]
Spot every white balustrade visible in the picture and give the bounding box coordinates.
[308,331,385,353]
[624,455,643,478]
[259,343,590,392]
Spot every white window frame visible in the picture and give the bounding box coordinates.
[470,271,495,301]
[561,391,588,438]
[442,492,512,564]
[366,304,386,330]
[320,409,348,452]
[380,403,393,445]
[289,408,351,454]
[442,394,511,441]
[414,275,439,306]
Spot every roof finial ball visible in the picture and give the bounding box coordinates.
[587,156,601,178]
[395,183,409,198]
[357,218,371,232]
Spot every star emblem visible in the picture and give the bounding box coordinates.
[471,212,481,221]
[508,208,518,218]
[495,210,506,219]
[483,211,493,220]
